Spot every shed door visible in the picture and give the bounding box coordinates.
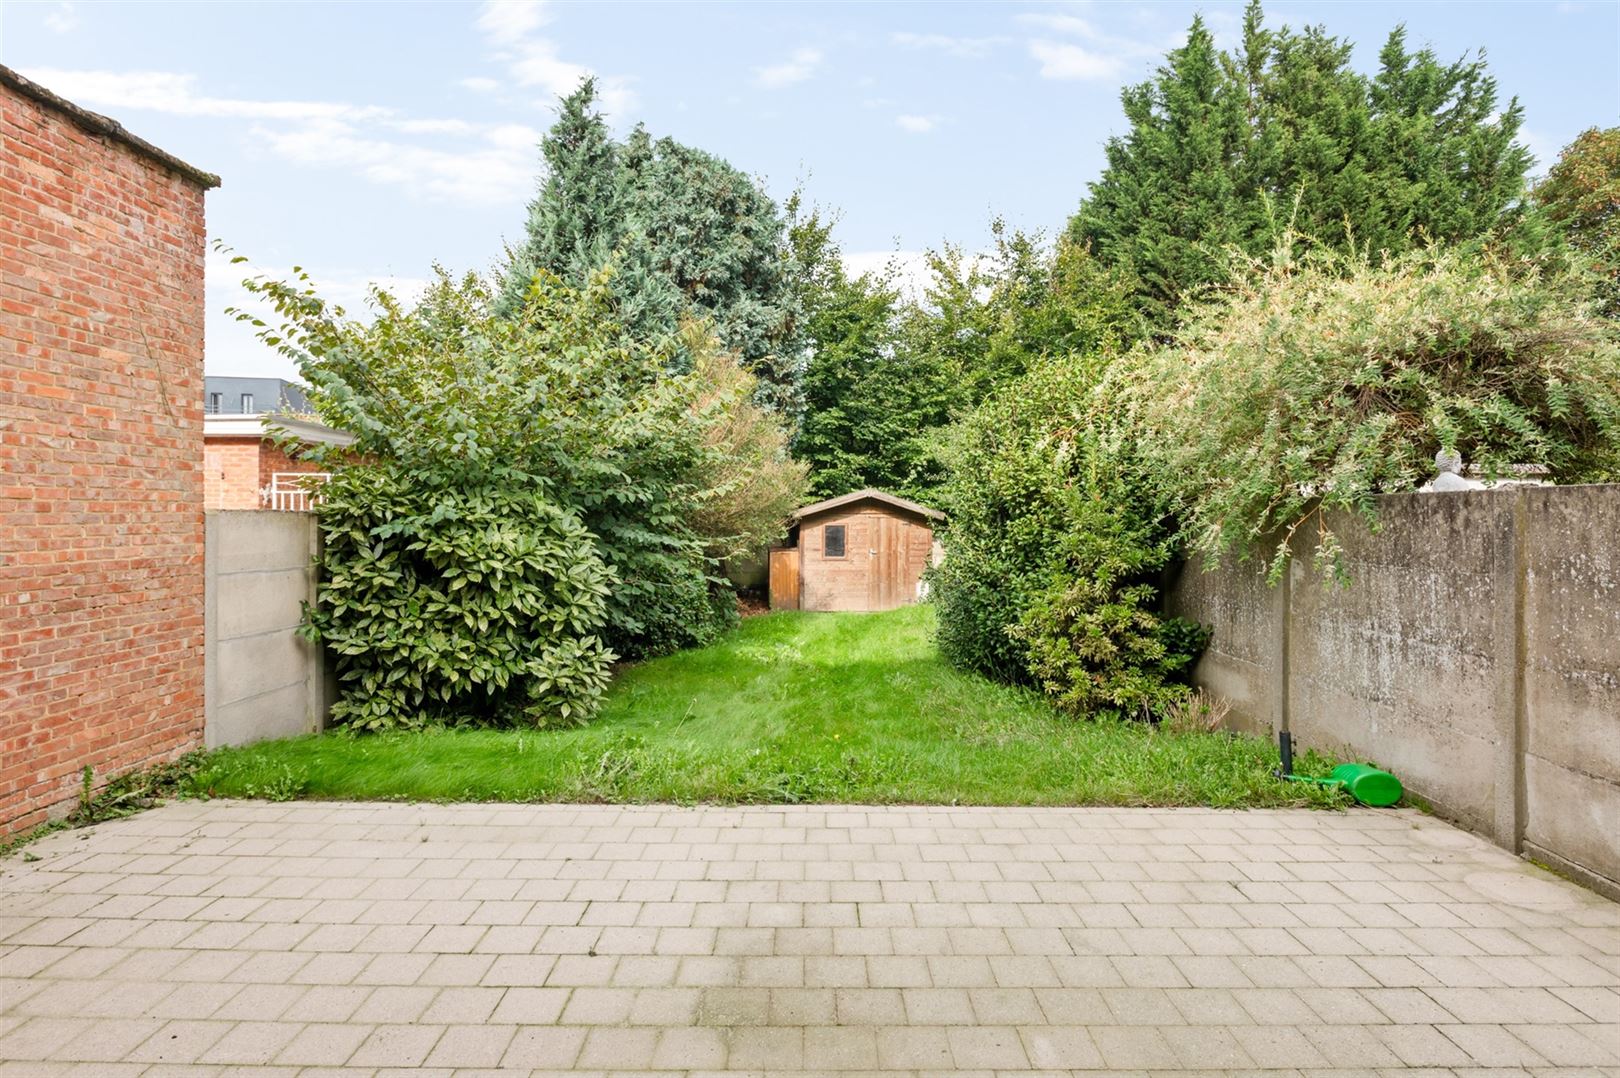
[868,516,909,611]
[769,548,800,610]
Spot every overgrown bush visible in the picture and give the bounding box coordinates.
[231,258,804,729]
[930,361,1085,683]
[1125,244,1620,579]
[933,241,1620,720]
[931,358,1207,718]
[312,467,614,730]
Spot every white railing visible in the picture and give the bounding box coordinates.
[262,472,331,512]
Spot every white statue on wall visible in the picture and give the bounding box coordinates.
[1421,449,1484,492]
[1420,450,1551,492]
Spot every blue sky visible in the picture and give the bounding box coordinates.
[4,0,1616,380]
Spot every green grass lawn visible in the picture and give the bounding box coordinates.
[195,605,1342,808]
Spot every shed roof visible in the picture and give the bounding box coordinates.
[1,65,221,189]
[791,488,945,523]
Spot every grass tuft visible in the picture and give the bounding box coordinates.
[193,606,1344,809]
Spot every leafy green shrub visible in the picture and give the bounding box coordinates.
[932,358,1207,717]
[930,362,1083,682]
[1534,127,1620,318]
[1013,580,1211,722]
[310,466,614,729]
[1127,244,1620,579]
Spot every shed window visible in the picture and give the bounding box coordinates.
[823,524,846,558]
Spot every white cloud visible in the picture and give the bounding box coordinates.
[1017,11,1167,80]
[21,66,538,205]
[21,68,390,121]
[508,39,592,96]
[471,0,636,115]
[459,76,500,93]
[1027,40,1124,81]
[895,114,940,134]
[476,0,550,44]
[209,247,434,322]
[1519,127,1564,174]
[1018,13,1100,39]
[385,117,479,136]
[890,31,1009,58]
[1017,12,1165,56]
[254,118,540,205]
[1199,9,1244,50]
[753,47,823,89]
[43,2,79,33]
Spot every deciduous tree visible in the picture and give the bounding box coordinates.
[1535,127,1620,316]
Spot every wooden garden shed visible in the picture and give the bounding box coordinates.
[769,489,944,612]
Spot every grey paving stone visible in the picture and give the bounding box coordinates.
[1,799,1615,1074]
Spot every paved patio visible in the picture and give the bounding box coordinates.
[0,801,1616,1076]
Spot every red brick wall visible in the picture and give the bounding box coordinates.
[204,437,261,509]
[0,81,211,834]
[258,439,326,497]
[203,436,326,509]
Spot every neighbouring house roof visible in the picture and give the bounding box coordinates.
[0,65,221,189]
[205,376,312,415]
[204,413,355,448]
[791,488,945,523]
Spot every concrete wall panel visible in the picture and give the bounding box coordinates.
[1519,485,1620,884]
[1286,494,1514,835]
[213,568,309,641]
[1523,754,1620,889]
[1168,484,1620,898]
[207,510,317,575]
[207,683,314,751]
[205,511,329,749]
[1166,557,1278,737]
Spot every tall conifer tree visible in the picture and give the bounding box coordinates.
[1069,17,1248,325]
[1070,1,1538,326]
[502,82,805,418]
[499,78,624,315]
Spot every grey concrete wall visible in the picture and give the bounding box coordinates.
[204,511,329,748]
[1519,487,1620,889]
[1169,485,1620,899]
[1165,552,1281,739]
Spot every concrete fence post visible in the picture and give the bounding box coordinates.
[1489,490,1528,855]
[1269,549,1292,745]
[303,514,331,736]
